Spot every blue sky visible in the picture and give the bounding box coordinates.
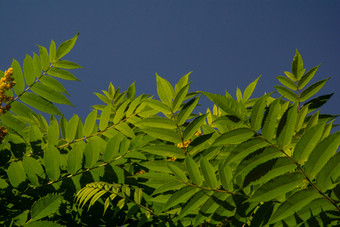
[1,1,339,123]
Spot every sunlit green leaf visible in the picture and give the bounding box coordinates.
[23,54,35,85]
[31,82,73,105]
[200,157,218,189]
[185,156,202,186]
[299,78,329,102]
[213,128,254,146]
[20,92,61,115]
[83,109,97,137]
[243,75,261,101]
[274,86,298,102]
[163,186,200,210]
[55,32,79,60]
[250,96,267,131]
[298,65,319,90]
[31,194,63,222]
[48,67,80,81]
[54,60,82,69]
[7,161,26,187]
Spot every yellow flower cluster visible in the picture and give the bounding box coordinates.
[0,68,15,143]
[0,68,15,114]
[177,139,192,149]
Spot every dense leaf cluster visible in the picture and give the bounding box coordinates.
[0,34,339,226]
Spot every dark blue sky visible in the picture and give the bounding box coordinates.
[1,1,339,123]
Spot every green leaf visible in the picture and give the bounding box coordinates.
[53,60,82,69]
[172,84,190,112]
[84,140,100,169]
[243,76,261,101]
[185,156,203,186]
[305,131,340,179]
[268,189,321,224]
[236,87,243,102]
[156,73,174,106]
[38,45,50,71]
[31,82,73,105]
[102,133,124,162]
[227,138,268,165]
[249,173,304,203]
[23,54,35,85]
[23,157,41,186]
[40,76,69,95]
[284,71,297,82]
[274,86,298,102]
[25,221,65,227]
[234,146,282,182]
[0,112,27,132]
[219,160,233,191]
[292,49,305,80]
[194,192,230,226]
[163,186,200,210]
[115,122,135,139]
[183,114,207,141]
[143,99,171,115]
[31,194,62,222]
[179,190,213,219]
[127,81,136,100]
[141,145,185,159]
[49,40,56,63]
[47,67,80,81]
[20,92,61,115]
[55,32,79,60]
[293,123,325,164]
[213,128,254,146]
[299,78,329,102]
[7,161,26,187]
[135,117,177,129]
[10,102,37,119]
[262,98,280,140]
[316,151,340,192]
[202,92,246,121]
[113,100,130,124]
[48,116,59,146]
[175,71,191,93]
[250,96,267,131]
[83,109,97,137]
[126,95,142,116]
[67,142,85,174]
[200,157,218,189]
[277,103,298,149]
[167,162,187,182]
[153,181,186,195]
[276,76,297,90]
[44,146,61,181]
[295,103,309,132]
[142,127,181,144]
[134,188,143,205]
[99,104,111,131]
[298,65,319,90]
[66,114,79,142]
[32,52,42,77]
[177,96,200,126]
[11,59,25,95]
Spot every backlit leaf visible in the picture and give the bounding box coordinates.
[250,96,267,131]
[243,75,261,102]
[262,98,280,140]
[177,97,200,126]
[277,103,298,149]
[292,49,305,80]
[276,76,297,90]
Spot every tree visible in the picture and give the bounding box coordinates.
[0,34,339,226]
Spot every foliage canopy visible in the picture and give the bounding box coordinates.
[0,34,339,226]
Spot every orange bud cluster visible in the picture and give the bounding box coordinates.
[0,67,15,143]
